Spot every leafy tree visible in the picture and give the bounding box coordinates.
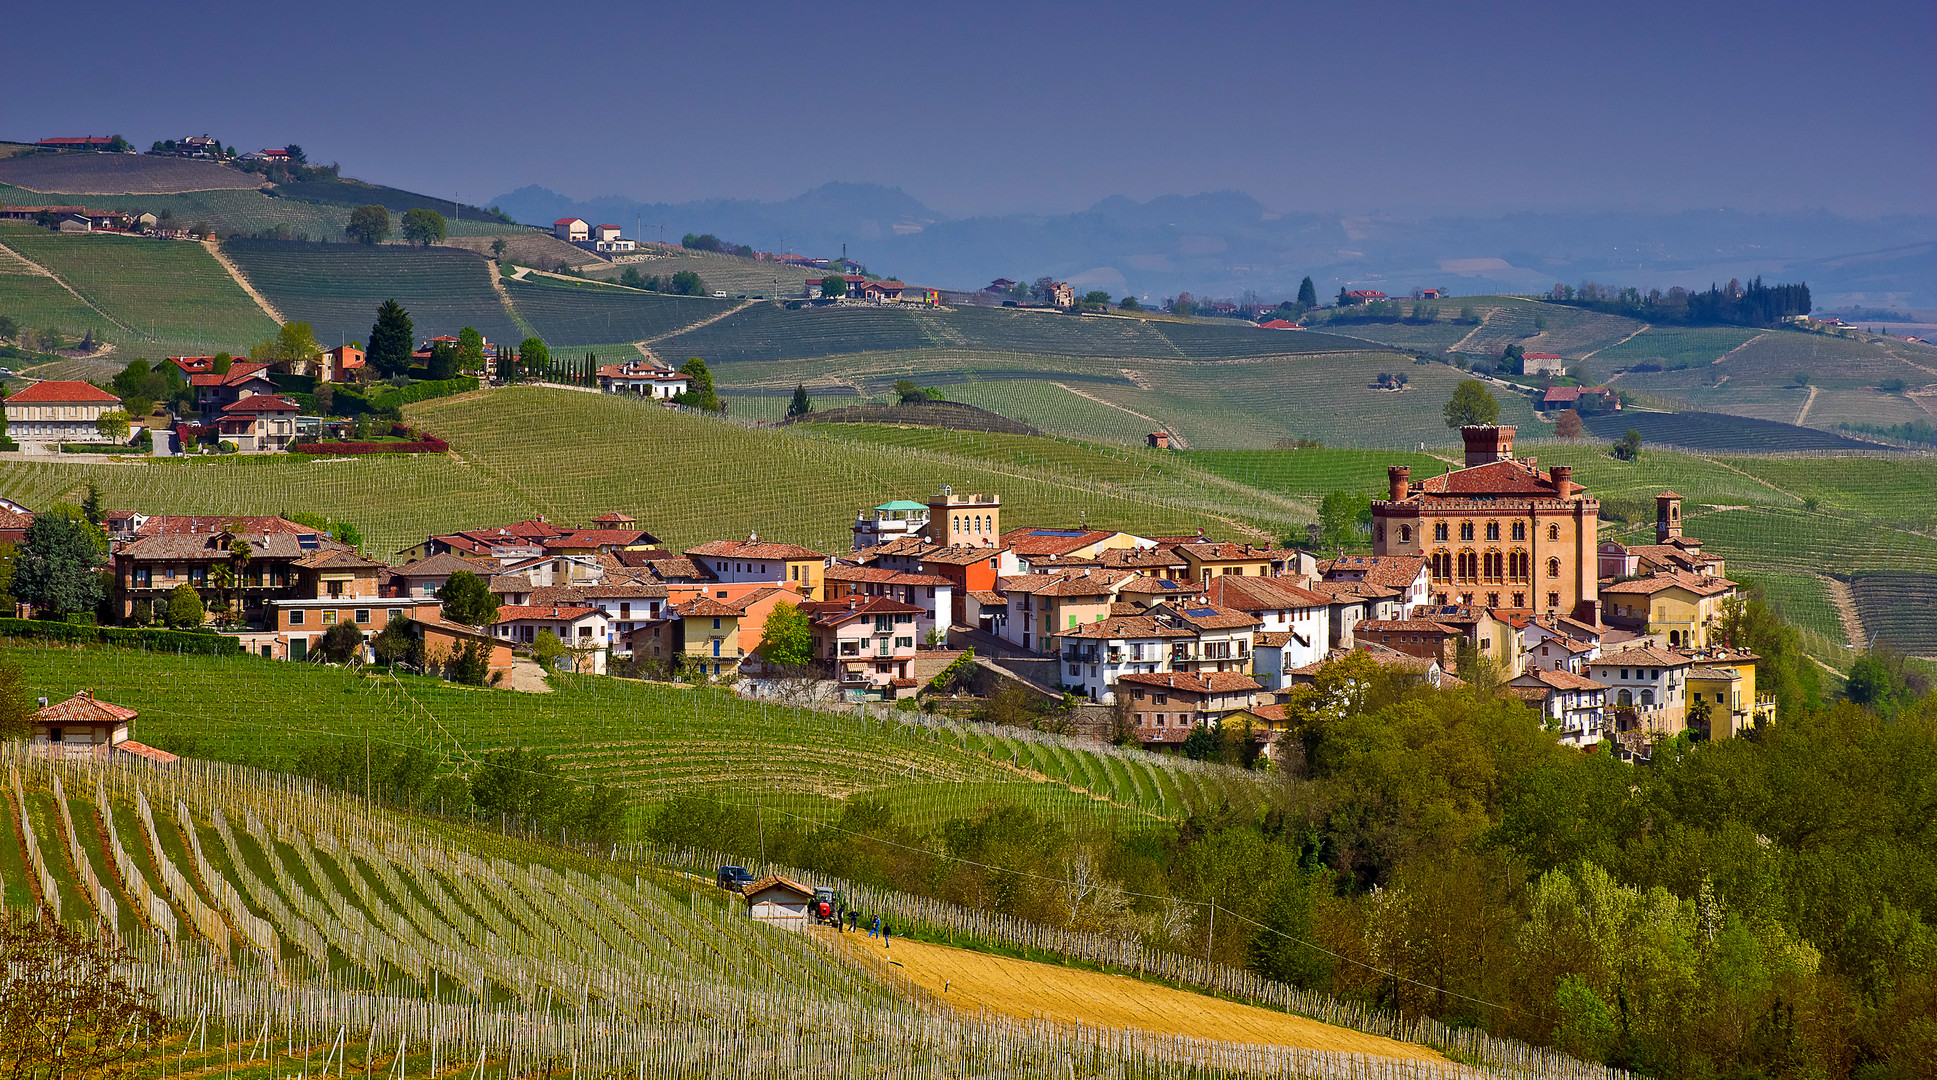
[1118,296,1140,311]
[400,207,447,247]
[318,620,366,663]
[345,204,391,244]
[618,266,642,287]
[1030,276,1056,303]
[1081,290,1112,309]
[437,570,500,627]
[273,321,322,366]
[455,326,485,371]
[1554,409,1584,438]
[1181,721,1218,761]
[471,746,570,820]
[1612,428,1643,461]
[669,270,705,296]
[893,379,942,404]
[490,237,508,260]
[532,628,565,669]
[0,915,165,1080]
[820,275,848,298]
[674,357,719,412]
[1844,651,1905,709]
[285,512,363,549]
[14,513,105,618]
[1297,276,1318,308]
[314,382,334,416]
[425,341,459,380]
[0,649,32,741]
[367,299,414,377]
[211,351,233,375]
[758,602,813,667]
[786,383,812,418]
[371,616,422,668]
[283,143,307,164]
[164,582,204,630]
[1317,490,1372,551]
[518,337,550,379]
[681,233,725,252]
[1442,380,1500,428]
[446,640,492,685]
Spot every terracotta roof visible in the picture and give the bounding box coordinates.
[1312,580,1401,600]
[487,573,533,593]
[135,515,311,536]
[221,394,301,413]
[6,380,121,404]
[999,527,1119,556]
[120,531,343,561]
[293,548,384,570]
[1320,555,1428,588]
[1358,619,1459,634]
[187,363,273,388]
[541,529,654,549]
[679,597,745,617]
[1689,666,1743,681]
[1116,576,1203,596]
[38,691,138,724]
[799,597,924,626]
[823,564,951,586]
[395,552,489,578]
[1118,671,1262,694]
[1411,459,1563,497]
[1152,602,1260,630]
[1602,571,1735,597]
[742,875,813,900]
[1512,667,1604,691]
[1203,576,1329,611]
[591,512,636,525]
[1057,615,1192,640]
[967,590,1006,605]
[113,741,179,764]
[687,539,826,561]
[494,604,601,623]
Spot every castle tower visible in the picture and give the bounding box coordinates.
[1460,425,1516,468]
[922,487,1001,547]
[1656,491,1683,543]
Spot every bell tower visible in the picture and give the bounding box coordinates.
[1656,491,1683,543]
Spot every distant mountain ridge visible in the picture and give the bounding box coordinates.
[505,183,1937,310]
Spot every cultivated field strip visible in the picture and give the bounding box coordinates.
[1,752,1627,1080]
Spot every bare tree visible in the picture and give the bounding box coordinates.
[1,915,164,1080]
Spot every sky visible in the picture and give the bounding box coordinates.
[13,0,1935,218]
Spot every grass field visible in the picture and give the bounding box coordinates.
[222,238,520,346]
[835,935,1440,1059]
[0,225,278,356]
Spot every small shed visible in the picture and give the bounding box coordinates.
[1147,431,1171,449]
[29,691,175,763]
[742,875,815,931]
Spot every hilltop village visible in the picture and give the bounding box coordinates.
[18,423,1758,766]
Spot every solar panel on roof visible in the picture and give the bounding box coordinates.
[1186,607,1219,617]
[1159,580,1179,589]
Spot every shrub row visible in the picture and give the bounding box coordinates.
[367,376,478,413]
[293,423,449,455]
[60,443,133,454]
[0,618,242,656]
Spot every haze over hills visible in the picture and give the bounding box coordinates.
[494,182,1937,308]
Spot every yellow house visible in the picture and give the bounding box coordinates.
[673,585,801,678]
[1174,542,1278,582]
[1687,648,1771,738]
[685,539,827,601]
[1600,571,1736,649]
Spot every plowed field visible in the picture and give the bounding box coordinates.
[837,934,1442,1060]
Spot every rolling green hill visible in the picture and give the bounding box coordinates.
[220,238,521,345]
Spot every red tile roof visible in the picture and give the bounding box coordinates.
[7,380,121,404]
[38,691,138,724]
[1412,459,1561,497]
[1595,645,1691,668]
[1118,671,1261,694]
[494,605,601,622]
[687,539,826,561]
[1203,576,1329,611]
[113,740,179,764]
[221,394,301,413]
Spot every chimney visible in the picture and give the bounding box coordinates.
[1460,425,1516,468]
[1388,465,1411,501]
[1549,465,1575,498]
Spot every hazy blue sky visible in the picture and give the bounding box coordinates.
[14,0,1934,217]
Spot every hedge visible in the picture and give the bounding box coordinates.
[293,423,449,455]
[367,376,477,413]
[60,443,133,454]
[0,618,243,656]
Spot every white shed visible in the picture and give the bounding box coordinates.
[743,875,815,931]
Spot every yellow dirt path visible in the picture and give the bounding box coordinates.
[837,934,1441,1061]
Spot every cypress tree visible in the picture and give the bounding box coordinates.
[367,299,414,378]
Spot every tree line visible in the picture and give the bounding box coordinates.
[1551,277,1811,328]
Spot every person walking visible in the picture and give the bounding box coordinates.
[871,915,881,939]
[836,903,846,931]
[882,922,892,950]
[849,909,859,933]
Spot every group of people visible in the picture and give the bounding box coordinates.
[832,904,893,947]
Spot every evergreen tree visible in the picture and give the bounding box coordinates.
[1297,276,1317,308]
[164,583,204,630]
[367,300,414,378]
[786,383,812,418]
[14,514,104,618]
[437,570,500,627]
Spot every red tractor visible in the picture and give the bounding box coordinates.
[813,886,839,925]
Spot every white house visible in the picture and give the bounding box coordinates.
[1507,667,1607,747]
[1053,613,1194,702]
[1202,577,1331,691]
[1590,645,1692,743]
[597,361,689,398]
[1321,555,1431,618]
[490,603,610,674]
[552,217,589,243]
[590,224,635,252]
[4,381,125,449]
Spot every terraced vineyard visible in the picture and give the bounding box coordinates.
[1733,572,1847,646]
[0,182,359,240]
[504,277,728,346]
[1580,409,1892,453]
[222,238,519,345]
[1,225,279,356]
[1848,572,1937,656]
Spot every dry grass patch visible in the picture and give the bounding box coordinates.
[839,934,1443,1061]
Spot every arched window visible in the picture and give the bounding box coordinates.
[1640,689,1655,707]
[1376,525,1385,543]
[1486,521,1500,541]
[1547,524,1560,541]
[1618,689,1633,706]
[1458,551,1479,581]
[1459,521,1474,541]
[1399,525,1412,543]
[1483,551,1503,581]
[1547,557,1562,578]
[1434,522,1449,541]
[1511,521,1526,540]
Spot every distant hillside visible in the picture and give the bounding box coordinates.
[0,152,261,193]
[781,400,1040,435]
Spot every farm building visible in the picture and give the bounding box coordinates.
[3,381,125,449]
[743,875,815,931]
[553,218,589,243]
[28,691,177,763]
[1522,352,1567,376]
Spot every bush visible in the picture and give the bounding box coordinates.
[0,618,239,655]
[59,444,129,455]
[365,376,477,413]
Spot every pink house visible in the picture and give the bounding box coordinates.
[800,597,924,698]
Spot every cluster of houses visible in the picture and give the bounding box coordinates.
[0,204,164,234]
[551,218,637,253]
[7,424,1767,764]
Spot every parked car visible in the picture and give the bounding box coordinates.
[715,865,754,892]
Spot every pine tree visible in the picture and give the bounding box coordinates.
[1297,276,1317,308]
[786,383,812,418]
[367,299,414,378]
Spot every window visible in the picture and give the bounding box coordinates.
[711,638,722,657]
[1434,522,1449,541]
[1547,557,1562,578]
[388,609,403,622]
[1487,593,1500,607]
[895,636,913,649]
[48,727,63,743]
[1459,521,1474,541]
[1547,524,1560,541]
[289,609,305,626]
[321,610,337,624]
[1640,689,1655,706]
[1399,525,1412,543]
[712,618,722,629]
[1511,522,1526,540]
[1485,521,1500,541]
[354,609,370,624]
[1512,593,1524,608]
[839,640,859,656]
[579,626,592,638]
[1153,693,1167,705]
[1548,591,1560,609]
